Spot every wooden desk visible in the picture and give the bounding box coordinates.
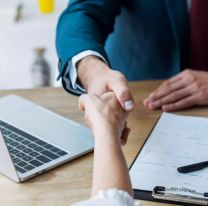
[0,81,207,206]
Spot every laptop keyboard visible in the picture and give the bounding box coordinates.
[0,120,68,174]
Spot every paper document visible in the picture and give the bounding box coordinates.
[130,113,208,194]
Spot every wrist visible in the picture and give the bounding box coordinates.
[95,133,121,148]
[93,125,120,146]
[77,55,110,90]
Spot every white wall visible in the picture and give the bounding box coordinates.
[0,0,67,89]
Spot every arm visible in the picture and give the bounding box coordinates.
[79,92,133,197]
[56,0,135,111]
[92,128,133,196]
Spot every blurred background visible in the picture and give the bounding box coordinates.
[0,0,67,90]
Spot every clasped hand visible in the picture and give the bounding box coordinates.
[79,92,130,145]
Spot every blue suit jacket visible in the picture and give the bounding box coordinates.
[56,0,189,82]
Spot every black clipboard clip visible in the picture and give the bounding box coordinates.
[152,186,208,205]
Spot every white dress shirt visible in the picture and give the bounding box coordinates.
[71,189,140,206]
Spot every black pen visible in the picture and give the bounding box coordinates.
[177,161,208,173]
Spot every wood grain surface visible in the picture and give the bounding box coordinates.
[0,81,207,206]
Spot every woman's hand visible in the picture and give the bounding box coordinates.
[144,69,208,111]
[79,92,130,145]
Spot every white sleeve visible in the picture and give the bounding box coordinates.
[69,50,108,92]
[71,189,140,206]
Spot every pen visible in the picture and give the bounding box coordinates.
[177,161,208,173]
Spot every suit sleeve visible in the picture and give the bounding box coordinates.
[56,0,122,82]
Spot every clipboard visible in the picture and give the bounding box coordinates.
[129,113,208,206]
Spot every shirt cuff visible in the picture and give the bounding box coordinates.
[71,189,140,206]
[95,189,140,206]
[69,50,108,92]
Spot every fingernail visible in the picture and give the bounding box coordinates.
[143,99,148,107]
[124,100,134,111]
[149,93,156,101]
[149,103,155,110]
[162,105,169,112]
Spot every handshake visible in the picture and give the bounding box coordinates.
[79,92,131,147]
[78,56,208,121]
[78,55,208,150]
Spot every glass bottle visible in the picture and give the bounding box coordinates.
[31,48,51,87]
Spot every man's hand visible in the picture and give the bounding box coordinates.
[79,92,130,145]
[77,55,135,111]
[143,69,208,112]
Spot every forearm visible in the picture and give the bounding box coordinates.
[92,134,133,197]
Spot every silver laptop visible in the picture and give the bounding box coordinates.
[0,95,94,182]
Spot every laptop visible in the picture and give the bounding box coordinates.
[0,95,94,182]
